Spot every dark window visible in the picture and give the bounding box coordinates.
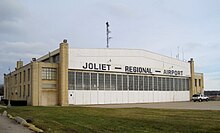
[149,77,153,91]
[129,75,133,90]
[195,79,197,87]
[144,76,148,91]
[158,77,162,91]
[105,74,110,90]
[134,76,138,91]
[117,75,122,90]
[99,73,104,90]
[123,75,127,90]
[23,85,25,97]
[76,72,82,90]
[28,69,30,81]
[68,72,75,90]
[111,74,116,90]
[154,77,158,91]
[28,84,30,96]
[139,76,143,91]
[83,73,90,90]
[91,73,97,90]
[23,70,26,82]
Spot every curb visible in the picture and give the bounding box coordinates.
[2,110,44,133]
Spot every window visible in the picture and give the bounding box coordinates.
[111,74,116,90]
[91,73,97,90]
[76,72,82,90]
[139,76,143,91]
[144,76,148,91]
[182,79,186,91]
[28,84,30,96]
[123,75,127,90]
[170,78,174,91]
[129,75,133,90]
[134,76,138,91]
[23,70,26,82]
[158,77,162,91]
[42,68,57,80]
[117,75,122,90]
[68,72,75,90]
[149,77,153,91]
[19,86,21,97]
[28,68,30,81]
[154,77,158,91]
[174,78,178,91]
[99,73,104,90]
[186,78,189,90]
[162,77,166,91]
[195,79,197,87]
[166,78,170,91]
[23,85,25,97]
[83,73,90,90]
[179,78,182,91]
[105,74,110,90]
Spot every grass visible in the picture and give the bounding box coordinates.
[1,106,220,133]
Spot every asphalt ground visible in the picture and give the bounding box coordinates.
[0,115,33,133]
[84,101,220,110]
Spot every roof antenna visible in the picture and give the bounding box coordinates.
[106,22,112,48]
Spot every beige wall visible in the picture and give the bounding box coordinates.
[194,73,204,94]
[4,40,69,106]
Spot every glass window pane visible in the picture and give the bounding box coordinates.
[99,73,104,90]
[129,75,133,91]
[154,77,157,91]
[91,73,97,90]
[134,76,138,91]
[83,73,90,90]
[123,75,127,90]
[68,72,75,90]
[105,74,110,90]
[139,76,143,91]
[167,78,170,91]
[158,77,162,91]
[149,77,153,91]
[117,75,122,90]
[144,76,148,91]
[76,72,82,90]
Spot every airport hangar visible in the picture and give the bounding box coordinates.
[3,40,204,106]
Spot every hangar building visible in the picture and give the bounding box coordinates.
[3,40,204,106]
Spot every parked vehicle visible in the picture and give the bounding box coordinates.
[192,94,209,102]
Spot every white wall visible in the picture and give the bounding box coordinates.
[68,90,190,105]
[69,48,190,77]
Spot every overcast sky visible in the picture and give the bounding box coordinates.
[0,0,220,90]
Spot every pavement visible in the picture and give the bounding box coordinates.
[0,105,33,133]
[84,101,220,110]
[0,115,33,133]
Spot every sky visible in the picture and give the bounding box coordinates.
[0,0,220,90]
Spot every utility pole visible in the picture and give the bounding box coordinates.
[106,22,112,48]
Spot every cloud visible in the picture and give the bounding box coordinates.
[0,41,52,83]
[0,0,28,38]
[0,0,27,21]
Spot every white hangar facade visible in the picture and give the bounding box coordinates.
[4,40,203,106]
[68,47,191,105]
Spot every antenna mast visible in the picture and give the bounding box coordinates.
[106,22,112,48]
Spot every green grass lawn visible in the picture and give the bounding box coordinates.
[1,106,220,133]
